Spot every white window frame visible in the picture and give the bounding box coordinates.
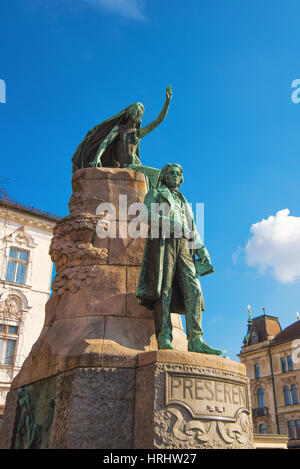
[5,247,29,285]
[1,225,37,288]
[0,318,19,367]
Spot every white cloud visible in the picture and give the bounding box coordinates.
[83,0,146,20]
[245,209,300,283]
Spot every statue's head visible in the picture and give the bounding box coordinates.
[159,163,184,189]
[127,102,144,126]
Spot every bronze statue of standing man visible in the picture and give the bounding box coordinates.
[137,163,224,355]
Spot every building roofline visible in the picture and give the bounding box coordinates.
[0,195,62,224]
[252,314,279,321]
[270,320,300,346]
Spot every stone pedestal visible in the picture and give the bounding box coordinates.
[0,168,253,449]
[134,351,253,449]
[0,352,253,449]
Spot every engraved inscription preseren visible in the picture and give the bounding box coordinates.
[166,372,250,422]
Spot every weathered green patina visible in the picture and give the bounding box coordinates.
[71,85,172,189]
[15,388,41,449]
[13,377,57,449]
[137,163,224,355]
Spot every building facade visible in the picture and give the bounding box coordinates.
[0,194,60,423]
[239,311,300,448]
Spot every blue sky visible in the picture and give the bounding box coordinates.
[1,0,300,358]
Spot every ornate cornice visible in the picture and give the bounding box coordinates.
[0,208,56,233]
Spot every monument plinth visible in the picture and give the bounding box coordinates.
[0,167,253,449]
[134,351,253,449]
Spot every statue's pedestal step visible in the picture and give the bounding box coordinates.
[0,350,253,449]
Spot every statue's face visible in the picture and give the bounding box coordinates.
[165,166,182,189]
[128,103,144,124]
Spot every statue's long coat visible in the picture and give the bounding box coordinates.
[136,186,205,314]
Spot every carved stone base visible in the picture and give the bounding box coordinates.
[134,351,254,449]
[0,367,135,449]
[0,350,253,449]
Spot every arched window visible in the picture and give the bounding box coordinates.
[291,384,299,405]
[284,385,292,406]
[259,424,267,435]
[257,388,265,409]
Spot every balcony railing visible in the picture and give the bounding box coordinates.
[252,407,269,417]
[0,193,62,222]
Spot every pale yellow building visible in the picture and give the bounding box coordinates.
[0,194,60,423]
[239,311,300,449]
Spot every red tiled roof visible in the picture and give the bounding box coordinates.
[272,320,300,345]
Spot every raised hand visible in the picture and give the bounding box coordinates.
[166,84,172,101]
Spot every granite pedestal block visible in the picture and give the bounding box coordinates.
[134,351,254,449]
[0,351,253,449]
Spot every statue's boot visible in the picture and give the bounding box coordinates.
[157,327,174,350]
[188,336,224,355]
[158,337,174,350]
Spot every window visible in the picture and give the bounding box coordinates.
[288,420,296,439]
[288,420,300,440]
[281,357,287,373]
[0,322,19,366]
[5,248,28,284]
[252,332,258,343]
[281,356,293,373]
[257,388,265,409]
[297,420,300,439]
[283,384,299,406]
[259,424,267,435]
[254,364,260,378]
[284,386,292,406]
[291,384,299,404]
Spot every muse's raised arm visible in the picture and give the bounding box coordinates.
[137,85,172,139]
